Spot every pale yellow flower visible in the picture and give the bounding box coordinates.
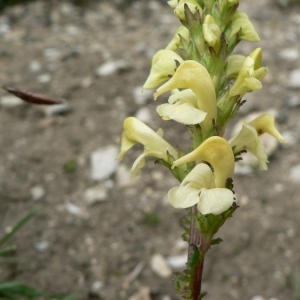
[117,117,178,177]
[229,12,260,42]
[169,163,234,215]
[229,114,287,170]
[228,48,268,99]
[154,60,217,129]
[173,136,235,188]
[143,50,184,90]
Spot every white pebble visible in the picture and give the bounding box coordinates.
[167,254,187,270]
[34,241,50,252]
[287,69,300,89]
[150,254,172,278]
[44,102,71,116]
[0,96,23,108]
[84,185,107,205]
[251,296,265,300]
[90,281,103,294]
[289,164,300,183]
[30,185,45,200]
[37,73,52,84]
[96,60,126,76]
[278,48,299,61]
[29,61,42,74]
[65,203,82,215]
[90,145,119,181]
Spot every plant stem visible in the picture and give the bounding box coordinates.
[188,205,205,300]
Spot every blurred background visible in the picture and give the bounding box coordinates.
[0,0,300,299]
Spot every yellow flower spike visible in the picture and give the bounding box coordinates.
[117,117,179,177]
[229,12,260,42]
[154,60,217,129]
[166,26,190,51]
[173,137,235,188]
[168,163,235,215]
[174,0,202,22]
[143,50,184,90]
[203,15,221,51]
[249,114,287,144]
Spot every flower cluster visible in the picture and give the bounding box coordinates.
[117,0,286,216]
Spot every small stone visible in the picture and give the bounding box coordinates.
[65,203,83,215]
[251,296,265,300]
[81,76,93,89]
[90,281,103,294]
[289,164,300,183]
[66,25,78,36]
[34,241,50,252]
[84,185,107,205]
[135,107,152,124]
[37,73,52,84]
[278,48,299,61]
[44,102,71,116]
[29,61,42,74]
[96,60,127,76]
[30,185,45,200]
[90,145,119,181]
[129,287,151,300]
[287,95,300,107]
[133,86,153,105]
[167,254,187,270]
[44,48,61,61]
[161,296,171,300]
[287,69,300,89]
[0,95,23,107]
[150,254,172,278]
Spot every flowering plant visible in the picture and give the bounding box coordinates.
[117,0,286,298]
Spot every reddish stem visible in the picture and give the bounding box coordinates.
[188,206,205,300]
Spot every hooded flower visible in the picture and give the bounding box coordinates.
[227,48,268,99]
[143,50,184,90]
[229,12,260,42]
[168,163,234,215]
[173,136,235,188]
[229,114,287,170]
[117,117,178,177]
[154,60,217,129]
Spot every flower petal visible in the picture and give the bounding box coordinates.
[198,188,234,215]
[181,163,214,189]
[168,184,200,208]
[157,102,207,125]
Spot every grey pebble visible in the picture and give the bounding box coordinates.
[0,95,23,107]
[44,102,71,116]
